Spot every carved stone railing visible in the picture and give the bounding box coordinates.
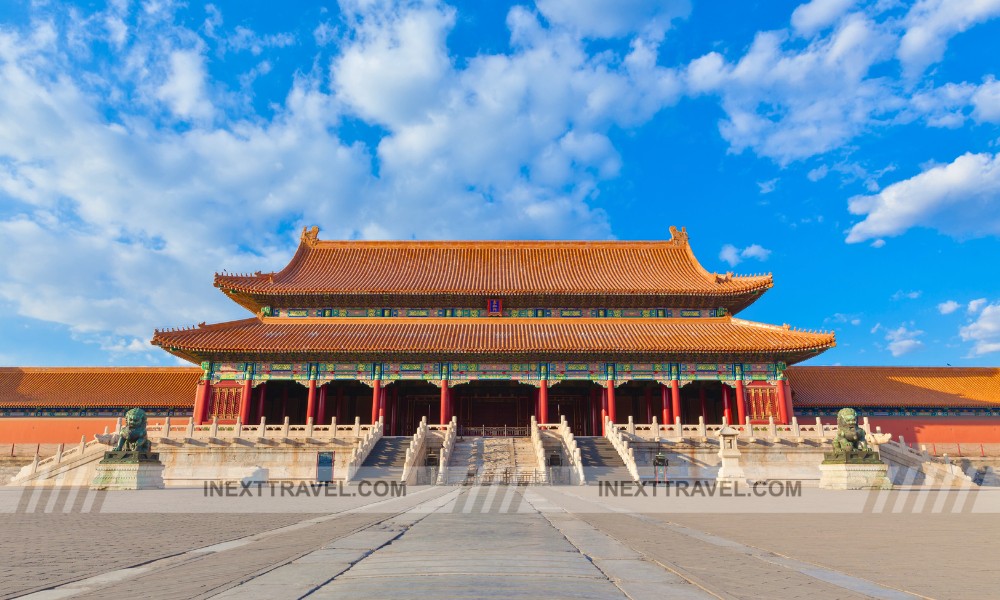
[401,417,429,483]
[529,417,548,484]
[150,415,374,443]
[347,418,383,481]
[11,429,113,484]
[436,417,458,485]
[621,415,842,443]
[604,416,640,482]
[553,415,584,485]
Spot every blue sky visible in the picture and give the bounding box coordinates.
[0,0,998,367]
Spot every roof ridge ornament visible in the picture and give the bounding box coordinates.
[301,225,320,247]
[668,225,688,245]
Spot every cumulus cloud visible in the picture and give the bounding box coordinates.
[791,0,858,36]
[684,13,898,164]
[885,324,924,357]
[0,1,693,361]
[719,243,772,266]
[898,0,1000,78]
[969,298,988,314]
[937,300,961,314]
[846,152,1000,242]
[892,290,922,300]
[156,49,215,121]
[961,301,1000,354]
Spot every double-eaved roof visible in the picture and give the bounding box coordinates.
[153,226,834,365]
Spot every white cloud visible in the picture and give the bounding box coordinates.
[719,243,772,266]
[757,178,778,194]
[885,324,924,357]
[870,238,885,248]
[807,165,829,181]
[792,0,858,36]
[156,49,214,121]
[535,0,690,40]
[891,290,922,300]
[0,1,693,359]
[961,301,1000,354]
[937,300,961,314]
[969,298,987,314]
[972,77,1000,122]
[898,0,1000,78]
[684,13,898,163]
[847,152,1000,242]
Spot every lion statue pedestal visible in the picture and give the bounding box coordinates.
[819,408,892,490]
[91,408,165,491]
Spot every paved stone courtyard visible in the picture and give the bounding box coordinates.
[2,485,999,600]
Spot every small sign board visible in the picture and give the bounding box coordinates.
[487,298,503,316]
[317,452,334,482]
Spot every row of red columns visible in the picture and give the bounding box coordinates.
[194,376,795,427]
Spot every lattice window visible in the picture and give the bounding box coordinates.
[747,386,778,421]
[209,387,241,420]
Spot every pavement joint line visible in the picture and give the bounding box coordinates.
[292,489,463,598]
[552,486,927,600]
[15,485,448,600]
[198,488,461,600]
[520,489,695,600]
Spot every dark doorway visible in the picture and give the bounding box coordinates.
[452,380,536,428]
[548,380,604,435]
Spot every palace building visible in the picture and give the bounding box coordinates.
[2,227,998,451]
[148,226,836,436]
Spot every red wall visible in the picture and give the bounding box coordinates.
[863,416,1000,445]
[0,417,175,444]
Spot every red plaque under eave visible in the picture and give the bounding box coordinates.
[487,298,502,316]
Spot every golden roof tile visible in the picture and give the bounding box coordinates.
[786,366,1000,408]
[0,367,201,409]
[152,316,834,363]
[214,227,773,308]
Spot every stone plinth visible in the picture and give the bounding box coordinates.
[90,451,165,490]
[818,462,892,490]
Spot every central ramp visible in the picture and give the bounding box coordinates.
[444,437,545,485]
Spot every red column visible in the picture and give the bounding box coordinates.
[721,384,732,424]
[776,381,789,424]
[440,380,450,424]
[733,384,746,425]
[661,383,671,424]
[256,382,266,422]
[606,380,617,424]
[699,386,707,420]
[239,378,252,424]
[670,380,681,424]
[735,380,746,422]
[378,386,387,422]
[784,380,795,424]
[317,384,327,424]
[600,389,608,435]
[306,379,318,423]
[193,380,211,425]
[371,379,381,424]
[539,381,549,424]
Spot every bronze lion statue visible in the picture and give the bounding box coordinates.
[114,407,151,453]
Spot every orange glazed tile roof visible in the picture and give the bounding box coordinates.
[0,367,200,409]
[214,227,773,303]
[786,366,1000,408]
[152,316,834,362]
